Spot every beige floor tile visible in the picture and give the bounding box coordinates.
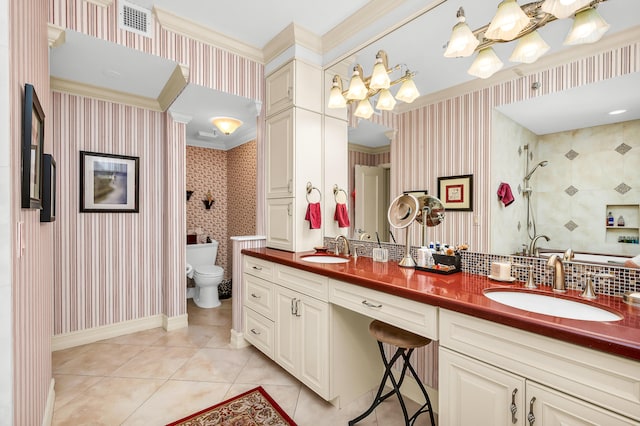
[234,350,301,387]
[101,327,166,346]
[122,380,231,426]
[187,299,233,327]
[52,374,104,411]
[203,325,233,348]
[53,343,146,376]
[152,324,219,348]
[170,346,253,383]
[112,346,198,379]
[51,344,93,372]
[293,386,378,426]
[52,377,165,426]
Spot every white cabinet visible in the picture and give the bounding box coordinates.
[439,310,640,425]
[266,109,294,198]
[266,60,322,117]
[266,198,294,251]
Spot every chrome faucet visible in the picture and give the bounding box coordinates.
[529,234,550,257]
[546,254,567,292]
[334,235,351,256]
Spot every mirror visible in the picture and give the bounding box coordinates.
[324,0,639,259]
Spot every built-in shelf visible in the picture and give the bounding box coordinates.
[605,204,639,244]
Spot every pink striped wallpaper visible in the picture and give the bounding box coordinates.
[394,42,640,253]
[10,1,53,424]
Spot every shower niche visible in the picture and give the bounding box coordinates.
[605,204,639,244]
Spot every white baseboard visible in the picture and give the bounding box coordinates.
[163,313,188,331]
[229,329,250,349]
[42,378,55,426]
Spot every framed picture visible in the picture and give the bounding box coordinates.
[437,174,473,211]
[80,151,139,213]
[21,83,45,209]
[40,154,56,222]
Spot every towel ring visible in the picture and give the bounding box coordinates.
[306,182,322,203]
[333,185,348,204]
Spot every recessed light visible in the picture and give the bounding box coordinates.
[608,109,627,115]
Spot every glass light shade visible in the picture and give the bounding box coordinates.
[328,85,347,108]
[485,0,531,41]
[211,117,243,135]
[346,70,368,100]
[375,89,397,111]
[370,61,391,90]
[444,20,480,58]
[541,0,592,19]
[395,78,420,103]
[468,48,504,79]
[563,7,610,45]
[354,99,374,119]
[509,31,550,63]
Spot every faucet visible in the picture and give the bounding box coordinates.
[529,234,550,257]
[334,235,351,256]
[546,254,567,292]
[359,233,371,241]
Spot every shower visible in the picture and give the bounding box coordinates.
[522,146,549,241]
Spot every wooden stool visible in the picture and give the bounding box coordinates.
[349,320,436,426]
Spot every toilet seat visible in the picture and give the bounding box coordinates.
[194,265,224,278]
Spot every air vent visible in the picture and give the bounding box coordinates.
[118,0,153,38]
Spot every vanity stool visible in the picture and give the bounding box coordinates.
[349,320,435,426]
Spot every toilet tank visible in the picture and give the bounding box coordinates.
[186,241,218,266]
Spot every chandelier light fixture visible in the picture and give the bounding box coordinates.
[444,0,611,79]
[328,50,420,119]
[211,116,243,135]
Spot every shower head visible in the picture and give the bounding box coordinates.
[524,160,549,181]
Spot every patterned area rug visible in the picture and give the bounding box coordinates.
[166,386,297,426]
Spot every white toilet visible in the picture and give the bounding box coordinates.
[186,241,224,308]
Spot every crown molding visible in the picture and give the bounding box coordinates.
[397,25,640,113]
[169,111,192,124]
[47,24,66,48]
[158,64,189,111]
[348,142,390,154]
[322,0,407,54]
[153,6,264,63]
[263,23,323,65]
[51,77,161,111]
[83,0,113,7]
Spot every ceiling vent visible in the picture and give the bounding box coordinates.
[118,0,153,38]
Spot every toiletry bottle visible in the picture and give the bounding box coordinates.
[607,211,614,226]
[618,215,625,227]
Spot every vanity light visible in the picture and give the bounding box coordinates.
[211,117,243,135]
[444,7,480,58]
[468,48,504,79]
[541,0,592,19]
[509,30,550,63]
[328,50,420,116]
[564,7,610,45]
[485,0,531,41]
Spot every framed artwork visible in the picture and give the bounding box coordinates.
[40,154,56,222]
[21,83,45,209]
[437,174,473,211]
[79,151,139,213]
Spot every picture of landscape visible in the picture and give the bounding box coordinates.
[93,160,128,204]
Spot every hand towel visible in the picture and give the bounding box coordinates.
[334,203,350,228]
[497,182,515,206]
[305,202,322,229]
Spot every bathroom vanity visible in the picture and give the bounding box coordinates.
[240,248,640,425]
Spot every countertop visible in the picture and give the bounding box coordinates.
[242,248,640,361]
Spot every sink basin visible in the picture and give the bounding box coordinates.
[301,255,350,264]
[483,290,622,322]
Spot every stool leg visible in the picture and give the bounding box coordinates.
[401,350,436,426]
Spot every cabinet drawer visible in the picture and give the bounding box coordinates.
[275,264,328,301]
[329,279,438,340]
[244,308,274,358]
[244,256,274,280]
[243,273,275,320]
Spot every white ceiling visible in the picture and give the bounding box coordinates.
[48,0,640,149]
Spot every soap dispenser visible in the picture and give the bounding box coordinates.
[618,215,625,227]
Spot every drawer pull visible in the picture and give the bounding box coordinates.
[527,397,536,426]
[362,300,382,308]
[250,328,261,335]
[510,388,518,424]
[252,266,263,271]
[250,293,261,299]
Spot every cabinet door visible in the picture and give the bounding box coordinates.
[274,286,298,375]
[298,295,329,397]
[266,109,294,198]
[439,348,525,426]
[266,61,294,117]
[266,198,294,251]
[526,382,638,426]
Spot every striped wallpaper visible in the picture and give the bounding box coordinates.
[9,1,53,425]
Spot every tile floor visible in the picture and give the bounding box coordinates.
[52,298,436,425]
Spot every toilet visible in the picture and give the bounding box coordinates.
[186,241,224,308]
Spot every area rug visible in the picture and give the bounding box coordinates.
[166,386,297,426]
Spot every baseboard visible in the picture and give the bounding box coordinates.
[229,329,250,349]
[42,378,55,426]
[163,313,188,331]
[51,315,165,351]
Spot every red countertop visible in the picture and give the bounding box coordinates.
[242,248,640,361]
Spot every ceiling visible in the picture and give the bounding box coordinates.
[48,0,640,149]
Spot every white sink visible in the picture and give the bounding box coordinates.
[483,290,622,322]
[301,255,350,264]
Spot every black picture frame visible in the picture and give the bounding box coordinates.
[437,174,473,211]
[40,154,56,222]
[21,83,45,209]
[79,151,140,213]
